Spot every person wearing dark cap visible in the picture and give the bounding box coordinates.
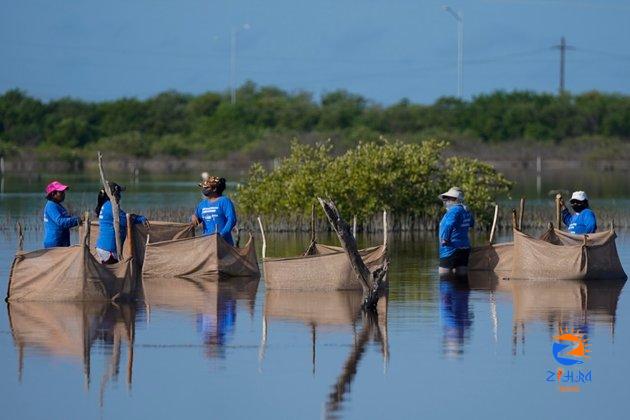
[192,176,237,245]
[560,190,597,234]
[43,181,81,248]
[95,182,148,264]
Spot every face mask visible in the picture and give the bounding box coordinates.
[444,201,457,210]
[571,203,586,213]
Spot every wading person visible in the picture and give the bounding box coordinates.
[438,187,474,276]
[192,176,237,245]
[43,181,81,248]
[95,182,148,264]
[561,190,597,234]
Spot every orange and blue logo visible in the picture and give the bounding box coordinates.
[552,328,591,366]
[546,327,592,392]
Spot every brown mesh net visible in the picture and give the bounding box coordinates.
[263,243,387,291]
[469,228,625,281]
[511,228,626,280]
[141,233,259,279]
[7,222,138,302]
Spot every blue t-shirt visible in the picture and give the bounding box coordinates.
[438,204,474,258]
[562,208,597,234]
[195,196,237,245]
[43,200,79,248]
[96,201,147,252]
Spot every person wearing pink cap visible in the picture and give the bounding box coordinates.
[43,181,80,248]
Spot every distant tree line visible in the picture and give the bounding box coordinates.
[1,82,630,159]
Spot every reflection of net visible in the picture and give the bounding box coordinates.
[263,243,387,291]
[469,228,626,281]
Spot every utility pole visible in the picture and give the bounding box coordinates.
[552,36,574,94]
[443,6,463,98]
[229,23,251,105]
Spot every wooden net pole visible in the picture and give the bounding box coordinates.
[97,152,122,259]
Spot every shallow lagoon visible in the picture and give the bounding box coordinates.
[1,173,629,419]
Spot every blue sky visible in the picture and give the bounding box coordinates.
[1,0,629,104]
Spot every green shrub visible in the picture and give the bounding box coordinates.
[237,139,513,225]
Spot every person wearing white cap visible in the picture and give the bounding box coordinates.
[560,191,597,234]
[438,187,475,275]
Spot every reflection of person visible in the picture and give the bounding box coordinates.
[438,187,474,275]
[196,296,236,358]
[43,181,80,248]
[560,191,597,234]
[95,182,148,264]
[440,277,473,358]
[192,176,237,245]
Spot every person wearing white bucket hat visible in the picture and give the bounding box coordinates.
[560,190,597,234]
[438,187,474,275]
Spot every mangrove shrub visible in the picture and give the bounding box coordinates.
[236,139,512,226]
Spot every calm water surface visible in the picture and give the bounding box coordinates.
[1,174,629,419]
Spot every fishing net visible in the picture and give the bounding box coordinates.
[263,243,387,291]
[141,233,259,278]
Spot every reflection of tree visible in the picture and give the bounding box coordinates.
[324,307,388,419]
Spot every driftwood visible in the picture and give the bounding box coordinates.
[97,152,122,259]
[317,198,388,311]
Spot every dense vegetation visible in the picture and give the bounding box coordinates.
[236,139,513,226]
[1,84,630,160]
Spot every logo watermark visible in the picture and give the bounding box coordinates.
[546,327,592,392]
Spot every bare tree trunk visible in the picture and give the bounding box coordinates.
[317,198,388,310]
[97,152,122,259]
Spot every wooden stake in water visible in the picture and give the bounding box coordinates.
[97,152,122,260]
[518,198,525,231]
[16,222,24,252]
[512,209,518,231]
[555,194,562,229]
[257,217,267,259]
[383,210,388,248]
[489,204,499,244]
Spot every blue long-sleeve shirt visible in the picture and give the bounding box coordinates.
[96,201,147,253]
[43,200,80,248]
[195,196,237,245]
[562,208,597,234]
[438,204,474,258]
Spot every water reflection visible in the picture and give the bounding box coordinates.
[439,276,474,358]
[7,301,136,404]
[261,290,388,419]
[468,272,626,354]
[142,275,259,359]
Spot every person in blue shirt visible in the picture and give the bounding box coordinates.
[438,187,475,276]
[561,190,597,235]
[43,181,81,248]
[192,176,237,246]
[95,182,148,264]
